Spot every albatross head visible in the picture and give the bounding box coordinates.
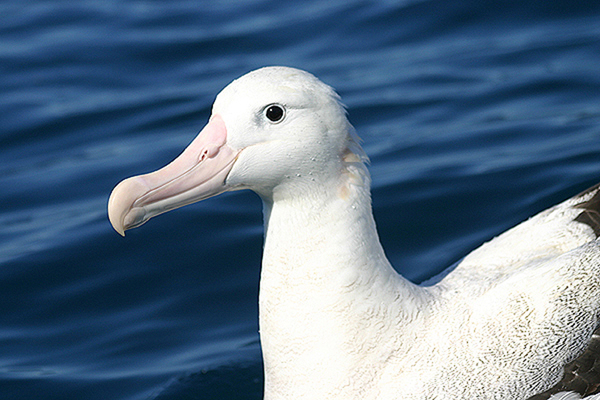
[108,66,367,235]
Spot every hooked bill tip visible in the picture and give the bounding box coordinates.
[107,177,149,237]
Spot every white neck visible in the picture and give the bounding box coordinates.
[257,163,430,399]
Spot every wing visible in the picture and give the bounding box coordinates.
[440,183,600,293]
[528,326,600,399]
[438,183,600,399]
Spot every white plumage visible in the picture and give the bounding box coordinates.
[108,67,600,399]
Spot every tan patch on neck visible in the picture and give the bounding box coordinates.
[338,148,368,200]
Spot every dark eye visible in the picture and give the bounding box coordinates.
[265,104,285,123]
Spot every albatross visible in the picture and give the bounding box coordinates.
[108,66,600,400]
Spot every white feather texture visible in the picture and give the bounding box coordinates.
[108,67,600,399]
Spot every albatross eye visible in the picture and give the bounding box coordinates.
[265,104,285,123]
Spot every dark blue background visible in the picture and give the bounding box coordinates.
[1,1,600,399]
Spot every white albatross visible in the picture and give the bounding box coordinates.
[108,67,600,400]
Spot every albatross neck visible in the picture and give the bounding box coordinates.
[257,168,428,397]
[260,178,404,299]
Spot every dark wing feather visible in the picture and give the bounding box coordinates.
[574,183,600,238]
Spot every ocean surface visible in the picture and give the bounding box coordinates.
[1,0,600,399]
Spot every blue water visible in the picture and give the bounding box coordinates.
[2,1,600,399]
